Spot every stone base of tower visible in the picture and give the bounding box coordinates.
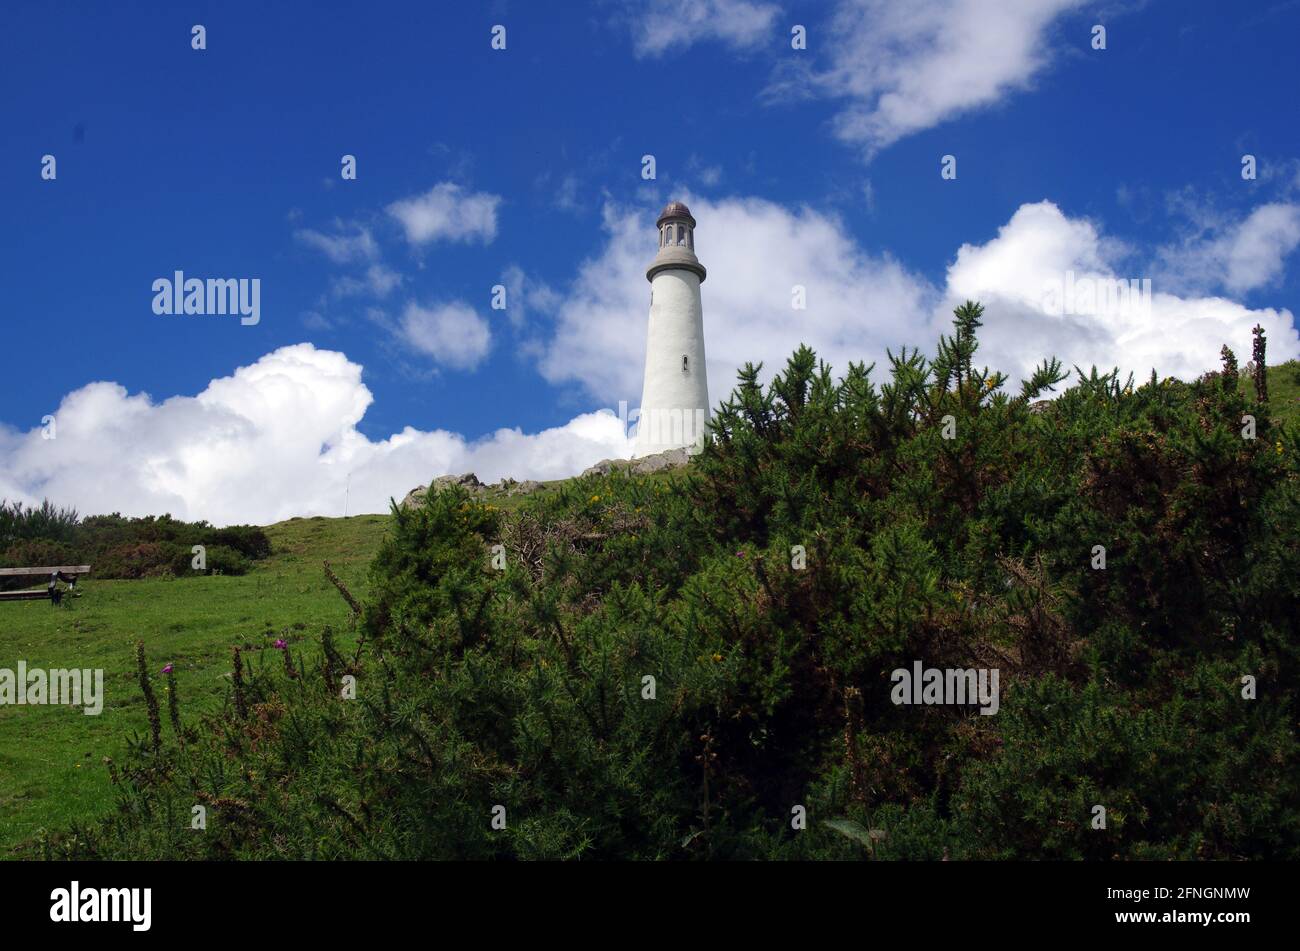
[632,405,710,458]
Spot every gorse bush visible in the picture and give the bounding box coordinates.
[0,500,80,546]
[0,506,271,584]
[44,302,1300,860]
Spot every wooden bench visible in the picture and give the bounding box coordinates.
[0,565,91,603]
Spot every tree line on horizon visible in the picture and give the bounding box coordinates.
[0,502,271,584]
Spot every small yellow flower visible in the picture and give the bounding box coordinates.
[711,653,722,663]
[590,494,601,502]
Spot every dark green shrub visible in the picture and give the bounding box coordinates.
[0,506,271,580]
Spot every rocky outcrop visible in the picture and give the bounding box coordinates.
[400,448,695,510]
[400,473,486,509]
[580,447,693,478]
[499,478,543,497]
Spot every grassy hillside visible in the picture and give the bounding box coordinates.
[1256,359,1300,427]
[0,514,390,855]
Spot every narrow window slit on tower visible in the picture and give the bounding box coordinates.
[682,355,688,371]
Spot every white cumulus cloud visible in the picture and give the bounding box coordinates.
[536,197,935,406]
[768,0,1087,155]
[937,201,1300,383]
[387,183,502,245]
[1157,202,1300,295]
[398,302,493,371]
[294,225,379,264]
[0,345,632,525]
[626,0,782,56]
[1224,204,1300,291]
[534,195,1299,405]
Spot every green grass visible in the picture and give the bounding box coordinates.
[1259,359,1300,429]
[0,513,391,856]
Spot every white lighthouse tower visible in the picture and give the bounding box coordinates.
[633,201,710,457]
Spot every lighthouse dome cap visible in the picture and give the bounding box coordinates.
[657,200,695,226]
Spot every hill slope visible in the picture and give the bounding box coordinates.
[0,515,389,855]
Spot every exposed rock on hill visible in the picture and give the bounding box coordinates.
[581,447,693,477]
[400,473,486,509]
[399,448,695,510]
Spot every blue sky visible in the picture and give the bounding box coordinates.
[3,0,1300,523]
